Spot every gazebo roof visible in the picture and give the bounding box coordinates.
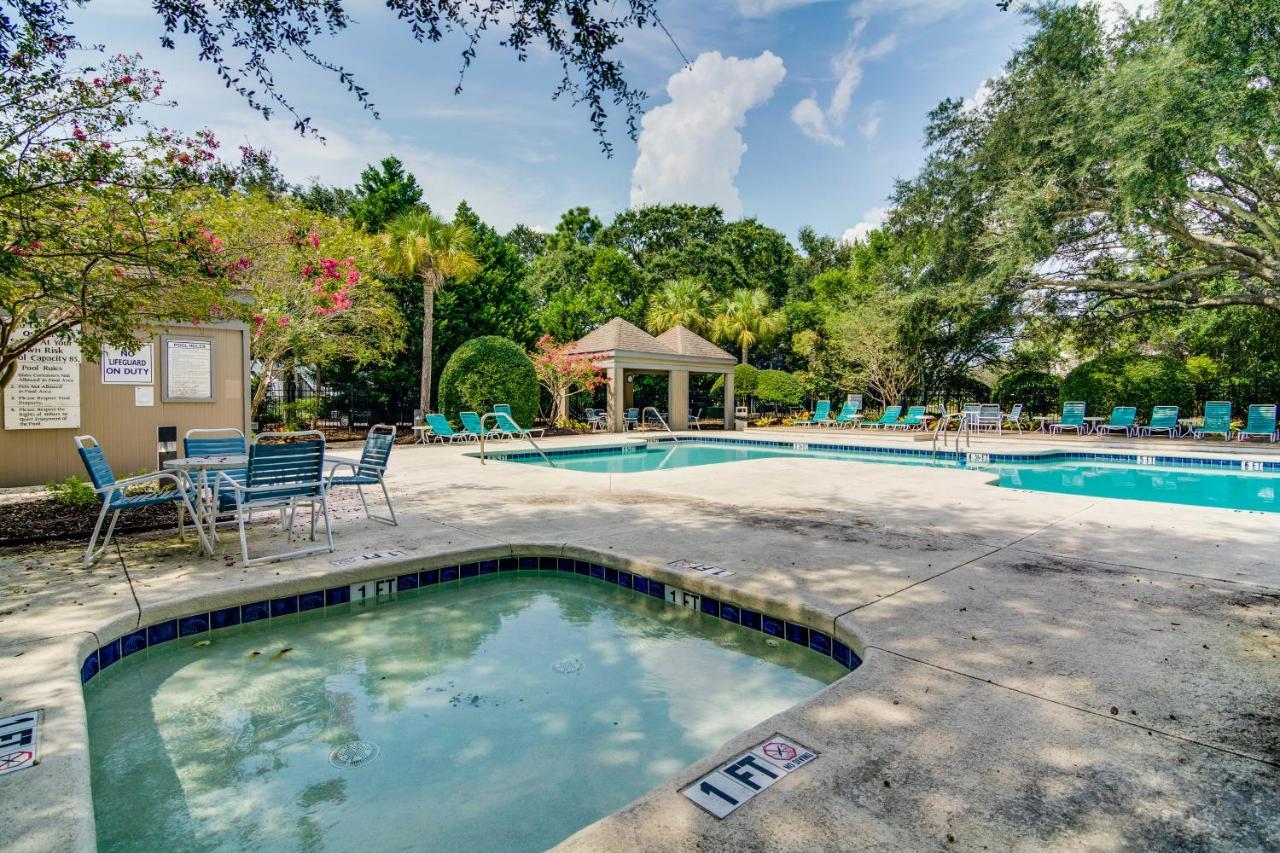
[566,318,735,364]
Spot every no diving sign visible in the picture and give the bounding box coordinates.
[681,734,818,819]
[0,710,41,777]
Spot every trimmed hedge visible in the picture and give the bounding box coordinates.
[711,363,759,399]
[1059,354,1195,417]
[437,336,539,426]
[994,369,1061,415]
[1212,360,1280,414]
[754,369,805,407]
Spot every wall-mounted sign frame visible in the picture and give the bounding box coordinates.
[162,335,215,402]
[101,343,154,385]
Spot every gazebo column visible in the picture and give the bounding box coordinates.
[606,365,623,432]
[668,369,689,430]
[723,369,736,430]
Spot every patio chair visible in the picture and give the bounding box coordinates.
[1140,405,1181,438]
[1193,401,1233,441]
[689,409,703,430]
[584,408,608,430]
[326,424,397,525]
[1096,406,1137,437]
[184,427,247,457]
[215,431,333,566]
[460,410,509,440]
[425,413,468,443]
[1237,404,1278,443]
[794,400,832,427]
[976,404,1002,433]
[831,399,863,428]
[623,408,640,430]
[74,435,210,566]
[862,405,904,428]
[1002,404,1025,433]
[885,405,928,430]
[494,411,546,439]
[1049,401,1087,435]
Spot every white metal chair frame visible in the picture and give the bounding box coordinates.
[74,435,211,566]
[215,430,334,566]
[326,424,398,526]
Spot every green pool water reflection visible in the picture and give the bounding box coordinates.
[85,574,844,852]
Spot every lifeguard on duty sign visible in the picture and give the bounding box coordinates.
[681,734,818,818]
[0,710,41,777]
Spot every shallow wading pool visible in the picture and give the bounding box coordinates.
[85,572,848,852]
[484,439,1280,513]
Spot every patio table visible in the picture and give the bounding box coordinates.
[1032,415,1056,433]
[1083,416,1106,434]
[163,455,247,544]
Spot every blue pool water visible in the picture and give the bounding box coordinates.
[490,441,1280,513]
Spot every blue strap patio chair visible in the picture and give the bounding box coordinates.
[184,427,249,541]
[794,400,832,427]
[1237,404,1278,443]
[885,405,928,430]
[74,435,210,566]
[623,408,640,430]
[327,424,397,525]
[1050,401,1087,434]
[831,399,863,428]
[460,410,508,440]
[1141,405,1181,438]
[863,405,904,428]
[1193,401,1233,441]
[688,409,703,430]
[215,431,333,566]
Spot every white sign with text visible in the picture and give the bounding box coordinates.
[101,343,154,385]
[2,329,80,430]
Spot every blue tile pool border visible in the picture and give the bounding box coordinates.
[80,554,862,685]
[478,435,1280,473]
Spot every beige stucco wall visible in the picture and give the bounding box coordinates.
[0,323,249,487]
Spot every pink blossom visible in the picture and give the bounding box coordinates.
[309,232,320,249]
[278,317,291,328]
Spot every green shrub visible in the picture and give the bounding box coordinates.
[1211,360,1280,414]
[711,363,759,399]
[46,475,97,509]
[993,369,1061,415]
[438,336,539,426]
[281,397,326,431]
[1060,354,1195,416]
[754,369,805,407]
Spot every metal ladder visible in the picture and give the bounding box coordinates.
[476,412,555,466]
[642,406,677,441]
[931,409,973,463]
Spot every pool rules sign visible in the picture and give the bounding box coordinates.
[2,328,80,430]
[0,710,41,776]
[681,734,818,818]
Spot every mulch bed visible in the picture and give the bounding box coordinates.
[0,498,179,548]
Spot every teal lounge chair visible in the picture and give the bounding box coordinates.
[1096,406,1137,437]
[1193,401,1233,441]
[425,413,468,443]
[863,405,903,428]
[460,410,508,440]
[831,399,863,428]
[1237,404,1278,443]
[885,405,927,430]
[1140,406,1180,438]
[494,411,546,439]
[794,400,832,427]
[1049,401,1087,434]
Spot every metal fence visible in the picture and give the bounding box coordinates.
[257,386,416,434]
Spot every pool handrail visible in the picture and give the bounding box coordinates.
[477,412,555,467]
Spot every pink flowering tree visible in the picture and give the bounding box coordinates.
[531,335,607,425]
[200,193,402,418]
[0,34,231,391]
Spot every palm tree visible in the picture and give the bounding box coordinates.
[712,288,783,364]
[381,210,480,412]
[646,278,712,336]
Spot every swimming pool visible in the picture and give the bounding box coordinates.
[85,572,846,851]
[486,439,1280,513]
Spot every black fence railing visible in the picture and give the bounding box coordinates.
[257,386,416,434]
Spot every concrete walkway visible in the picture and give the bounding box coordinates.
[1,428,1277,851]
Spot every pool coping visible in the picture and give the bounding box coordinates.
[474,434,1280,472]
[6,541,873,853]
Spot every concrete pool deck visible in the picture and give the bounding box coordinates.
[1,428,1277,851]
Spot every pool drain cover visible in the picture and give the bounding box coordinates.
[329,740,380,768]
[552,658,583,675]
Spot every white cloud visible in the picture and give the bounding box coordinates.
[849,0,976,25]
[963,77,996,113]
[736,0,831,17]
[859,101,885,139]
[1095,0,1147,30]
[630,50,786,219]
[790,20,895,146]
[839,206,889,245]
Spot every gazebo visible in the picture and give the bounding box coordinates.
[565,318,739,432]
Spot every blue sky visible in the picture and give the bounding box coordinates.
[74,1,1041,241]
